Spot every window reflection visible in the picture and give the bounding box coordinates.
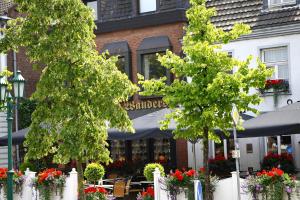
[142,53,166,80]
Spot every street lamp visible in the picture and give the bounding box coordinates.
[0,70,25,200]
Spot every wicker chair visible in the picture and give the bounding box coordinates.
[113,180,126,198]
[124,177,132,196]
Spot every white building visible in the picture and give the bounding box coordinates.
[188,0,300,172]
[0,0,13,167]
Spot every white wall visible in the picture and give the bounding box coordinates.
[187,141,204,169]
[222,33,300,170]
[0,46,8,168]
[223,33,300,112]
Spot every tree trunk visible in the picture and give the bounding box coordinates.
[76,160,86,200]
[203,127,212,200]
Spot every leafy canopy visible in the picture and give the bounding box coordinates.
[139,0,272,141]
[0,0,138,164]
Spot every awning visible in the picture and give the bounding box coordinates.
[101,41,130,55]
[0,108,175,146]
[137,36,171,53]
[235,102,300,138]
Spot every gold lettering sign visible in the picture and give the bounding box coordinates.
[122,100,167,111]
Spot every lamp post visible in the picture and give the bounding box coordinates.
[0,70,25,200]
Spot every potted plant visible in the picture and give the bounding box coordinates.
[35,168,66,200]
[143,163,165,181]
[84,186,108,200]
[84,163,105,185]
[260,79,289,94]
[262,153,295,174]
[165,169,196,200]
[136,186,154,200]
[0,168,25,199]
[243,168,296,200]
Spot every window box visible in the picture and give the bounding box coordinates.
[259,79,289,94]
[260,46,290,95]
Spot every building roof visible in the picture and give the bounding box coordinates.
[207,0,300,30]
[0,0,13,15]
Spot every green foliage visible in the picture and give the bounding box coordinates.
[18,99,37,129]
[139,0,272,141]
[0,0,138,166]
[19,161,37,173]
[139,1,272,199]
[143,163,165,181]
[84,163,105,183]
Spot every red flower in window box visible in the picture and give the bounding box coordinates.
[260,79,289,93]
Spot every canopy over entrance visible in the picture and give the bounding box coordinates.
[235,102,300,138]
[0,108,175,146]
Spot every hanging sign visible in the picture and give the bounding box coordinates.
[122,99,167,111]
[231,104,240,125]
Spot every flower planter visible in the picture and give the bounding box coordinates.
[176,191,188,200]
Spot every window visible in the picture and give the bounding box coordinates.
[102,41,131,79]
[139,0,157,13]
[87,1,98,20]
[142,53,167,80]
[281,135,292,154]
[116,56,126,74]
[269,0,296,7]
[246,144,253,154]
[261,46,289,80]
[267,136,278,154]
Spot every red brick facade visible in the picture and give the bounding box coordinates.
[94,22,188,168]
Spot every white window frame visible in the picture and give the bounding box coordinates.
[269,0,296,8]
[260,46,289,81]
[139,0,157,13]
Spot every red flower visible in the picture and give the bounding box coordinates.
[272,168,284,176]
[37,168,63,183]
[142,187,154,198]
[267,171,274,177]
[199,167,205,173]
[186,169,196,177]
[146,187,154,197]
[84,187,97,194]
[84,186,107,194]
[173,169,184,181]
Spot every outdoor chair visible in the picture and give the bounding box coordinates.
[113,179,126,198]
[124,176,132,196]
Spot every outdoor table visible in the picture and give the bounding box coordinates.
[139,181,154,184]
[101,179,115,183]
[130,182,142,186]
[100,185,114,190]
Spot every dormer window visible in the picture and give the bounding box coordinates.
[269,0,296,7]
[87,0,98,20]
[139,0,157,13]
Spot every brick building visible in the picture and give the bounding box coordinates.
[84,0,189,169]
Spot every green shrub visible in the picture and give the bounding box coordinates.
[84,163,105,183]
[19,161,37,173]
[143,163,165,181]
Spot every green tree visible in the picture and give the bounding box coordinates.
[0,0,138,199]
[139,0,272,199]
